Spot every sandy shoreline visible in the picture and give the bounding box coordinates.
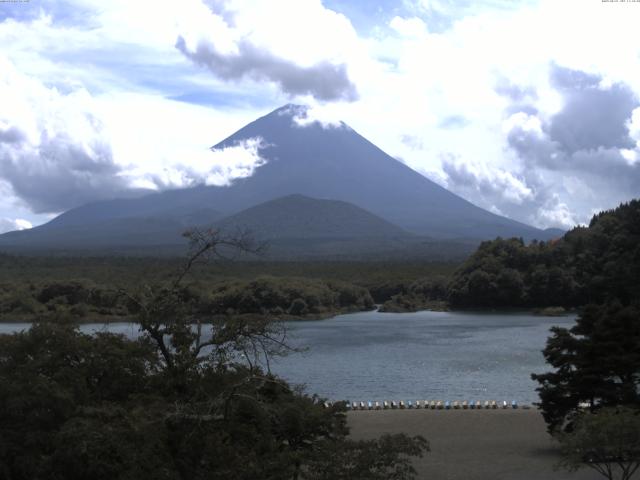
[348,409,600,480]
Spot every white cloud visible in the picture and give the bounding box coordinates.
[0,218,32,234]
[389,16,428,38]
[1,0,640,230]
[534,197,576,230]
[0,42,271,214]
[441,155,535,208]
[98,95,275,190]
[289,104,350,129]
[130,137,269,190]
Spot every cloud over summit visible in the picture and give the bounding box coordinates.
[175,37,358,102]
[174,0,359,102]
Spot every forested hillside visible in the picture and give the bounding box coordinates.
[447,199,640,308]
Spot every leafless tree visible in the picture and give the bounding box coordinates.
[120,227,290,374]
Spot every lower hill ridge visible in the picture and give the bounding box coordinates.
[0,194,477,260]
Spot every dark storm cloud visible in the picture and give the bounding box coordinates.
[570,148,640,190]
[441,65,640,229]
[0,126,26,144]
[506,125,559,169]
[549,65,599,90]
[175,36,359,102]
[507,66,639,170]
[0,132,143,214]
[488,65,640,227]
[548,64,638,154]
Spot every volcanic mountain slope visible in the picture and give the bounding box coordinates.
[0,104,560,255]
[0,194,477,260]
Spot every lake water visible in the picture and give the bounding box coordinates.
[272,310,576,404]
[0,310,576,404]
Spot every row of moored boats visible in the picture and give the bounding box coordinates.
[323,400,525,410]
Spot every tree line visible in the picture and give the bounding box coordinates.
[447,199,640,309]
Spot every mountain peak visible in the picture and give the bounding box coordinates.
[0,104,561,254]
[279,103,307,110]
[272,103,309,117]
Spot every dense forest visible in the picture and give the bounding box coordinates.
[447,199,640,309]
[0,256,455,322]
[0,276,374,323]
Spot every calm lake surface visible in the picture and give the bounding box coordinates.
[0,310,576,404]
[273,310,576,404]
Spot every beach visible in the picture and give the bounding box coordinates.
[348,409,601,479]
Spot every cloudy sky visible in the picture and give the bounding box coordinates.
[1,0,639,233]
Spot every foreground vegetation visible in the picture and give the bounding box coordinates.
[556,407,640,480]
[448,200,640,309]
[0,230,429,479]
[522,201,640,479]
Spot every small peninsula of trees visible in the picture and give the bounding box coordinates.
[207,276,374,318]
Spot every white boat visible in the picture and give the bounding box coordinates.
[375,401,381,410]
[383,401,390,409]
